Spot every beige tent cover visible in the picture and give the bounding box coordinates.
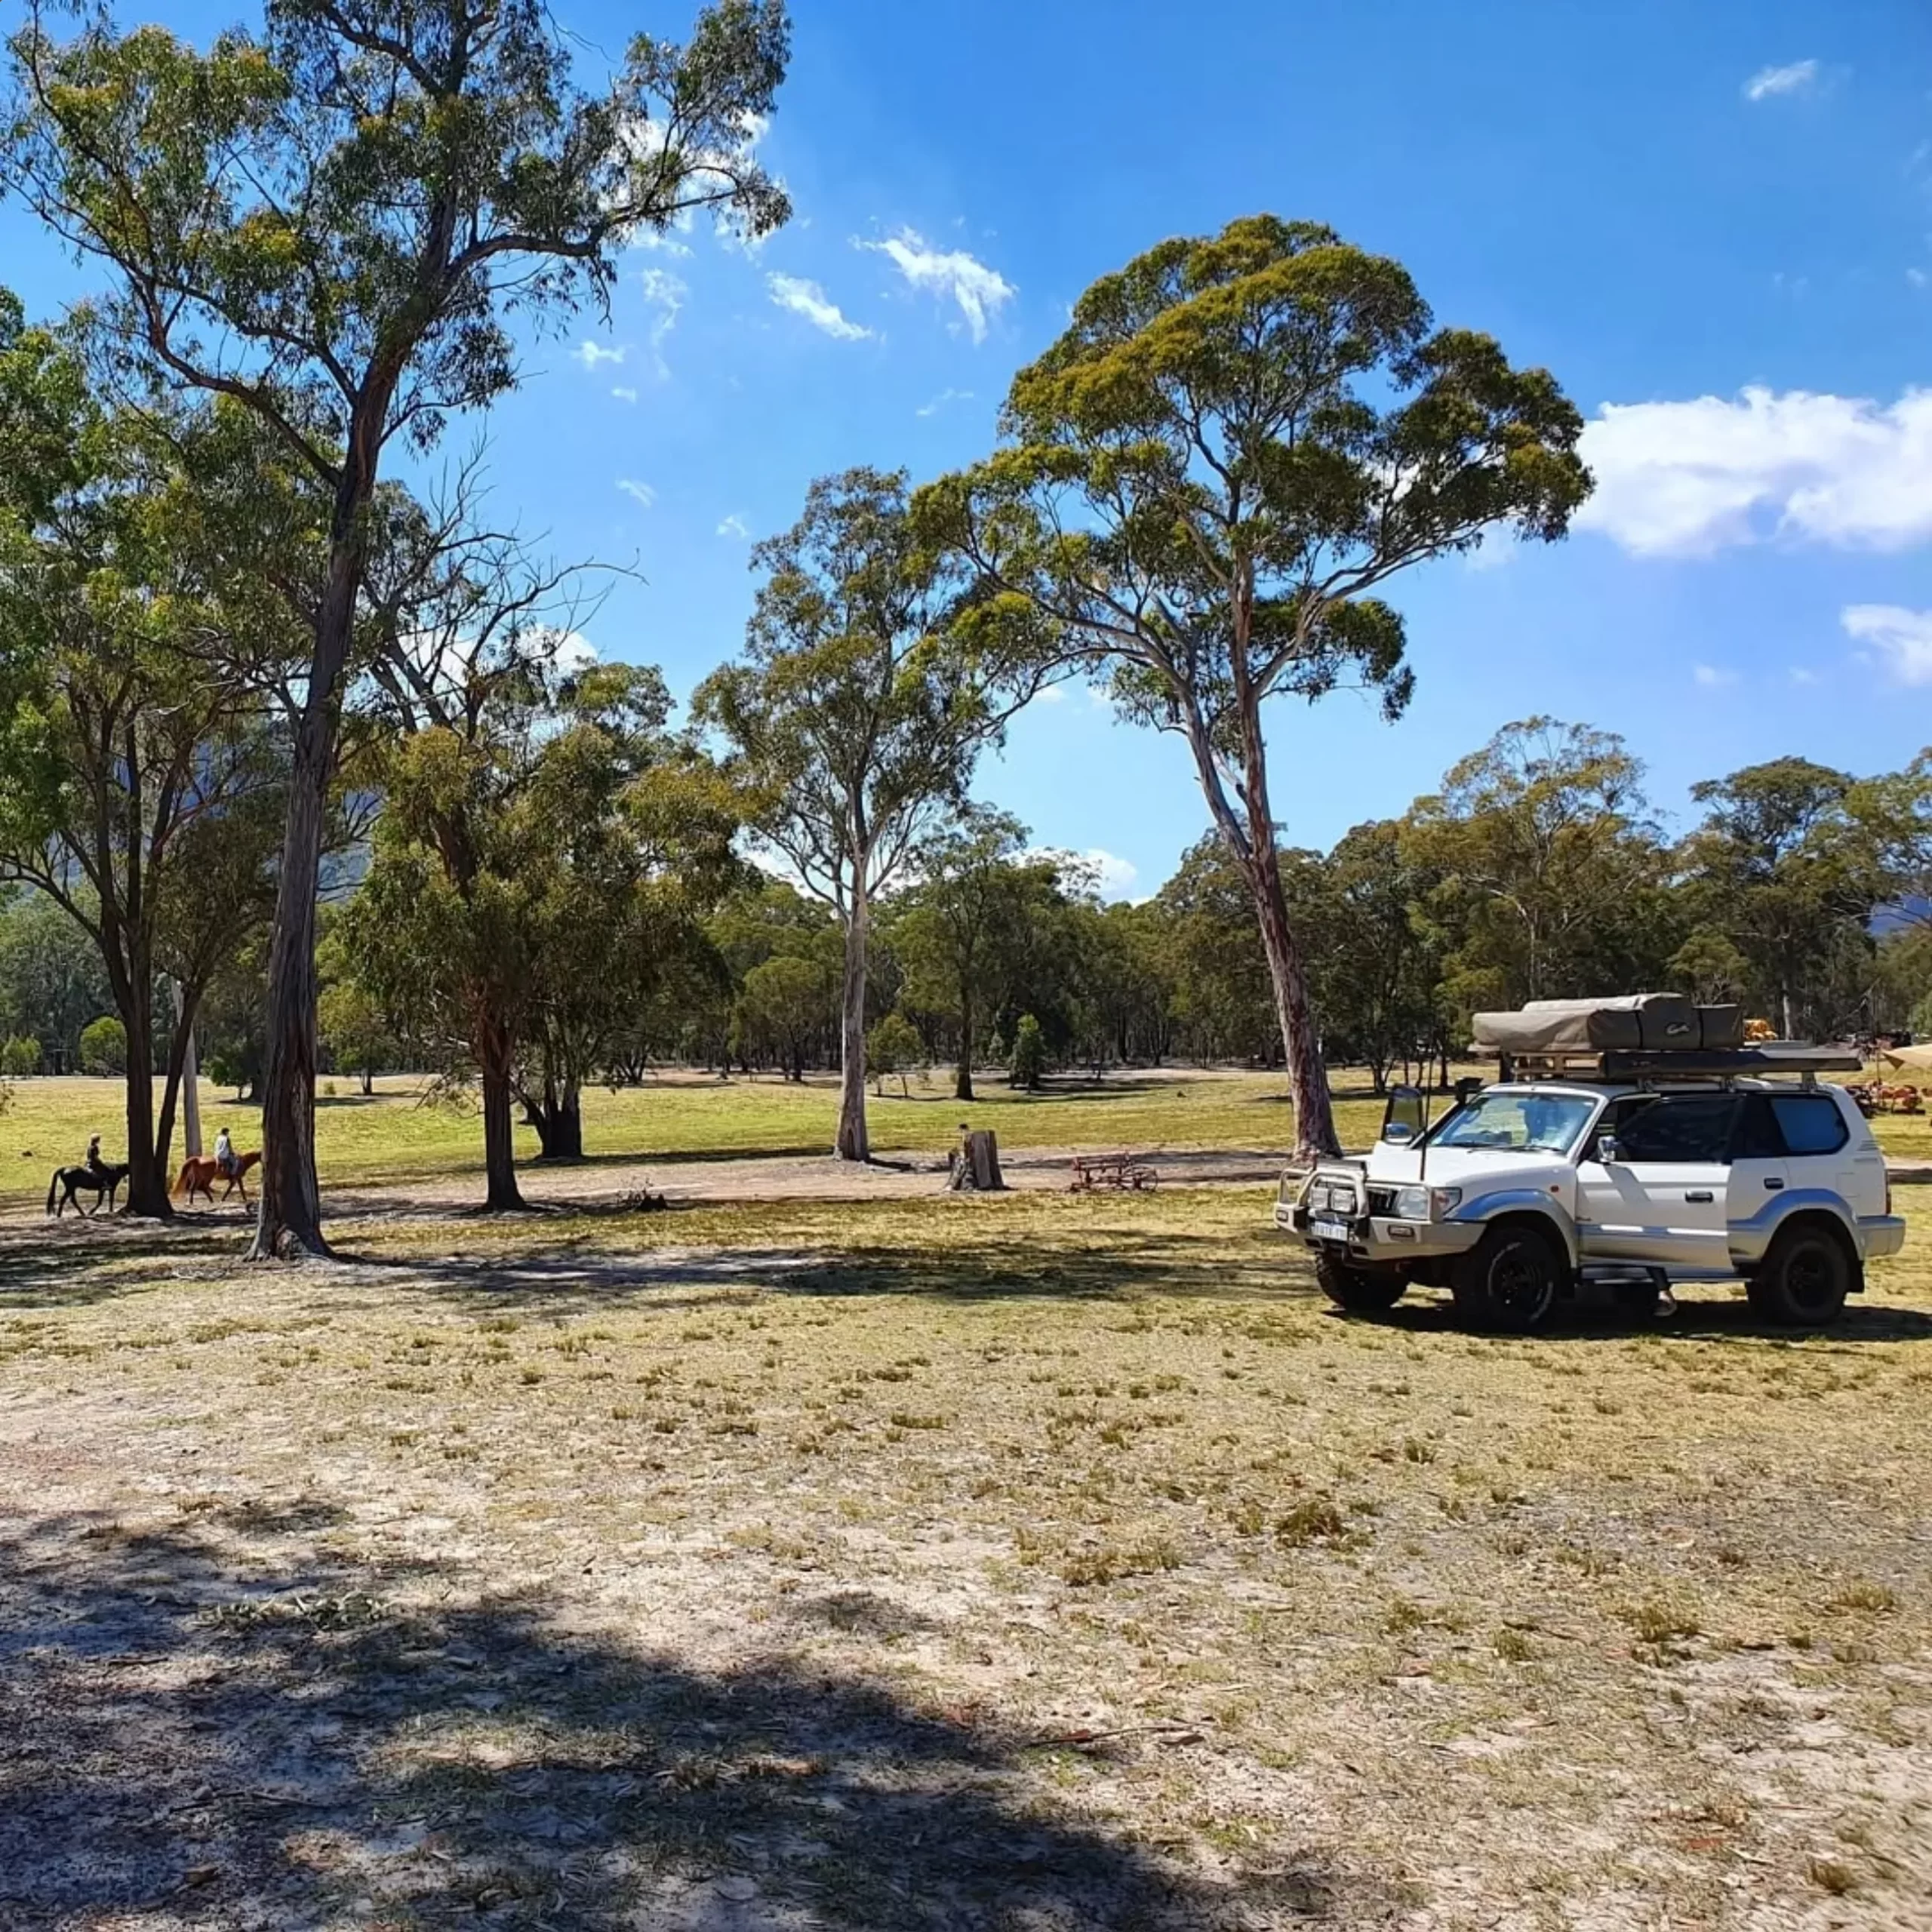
[1879,1043,1932,1071]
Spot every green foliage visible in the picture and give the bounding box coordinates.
[1008,1014,1047,1091]
[1678,758,1882,1038]
[1404,717,1677,1018]
[740,954,833,1081]
[866,1010,924,1095]
[78,1014,126,1076]
[2,1032,42,1076]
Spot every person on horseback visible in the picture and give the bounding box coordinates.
[214,1125,236,1181]
[85,1134,107,1178]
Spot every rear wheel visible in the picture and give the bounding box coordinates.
[1746,1223,1854,1328]
[1453,1223,1564,1334]
[1315,1253,1407,1314]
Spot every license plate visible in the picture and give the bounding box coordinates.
[1311,1218,1352,1244]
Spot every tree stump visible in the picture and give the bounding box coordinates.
[948,1127,1005,1192]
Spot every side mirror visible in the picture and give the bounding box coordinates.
[1381,1084,1426,1145]
[1596,1134,1620,1165]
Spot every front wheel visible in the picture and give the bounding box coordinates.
[1746,1223,1854,1328]
[1453,1223,1564,1334]
[1315,1253,1407,1314]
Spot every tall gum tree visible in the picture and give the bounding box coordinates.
[694,468,1057,1163]
[918,216,1590,1160]
[0,308,290,1213]
[2,0,790,1254]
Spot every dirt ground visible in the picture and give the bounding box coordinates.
[3,1188,1931,1930]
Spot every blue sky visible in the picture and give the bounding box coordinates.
[4,0,1931,897]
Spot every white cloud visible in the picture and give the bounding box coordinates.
[1744,58,1820,101]
[717,514,750,540]
[1910,268,1929,289]
[573,340,626,371]
[617,478,656,510]
[1032,684,1066,704]
[766,272,872,341]
[611,385,638,405]
[1576,386,1932,556]
[1844,605,1932,684]
[855,228,1015,343]
[638,269,687,378]
[916,386,974,419]
[1789,666,1820,686]
[1693,663,1740,688]
[546,629,599,673]
[1022,845,1139,900]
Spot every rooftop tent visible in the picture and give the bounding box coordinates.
[1879,1043,1932,1072]
[1473,995,1743,1057]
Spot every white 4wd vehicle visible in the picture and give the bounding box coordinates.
[1278,1059,1904,1331]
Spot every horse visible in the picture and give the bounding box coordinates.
[172,1148,261,1208]
[47,1161,130,1218]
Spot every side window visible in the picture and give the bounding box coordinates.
[1770,1094,1849,1156]
[1731,1095,1786,1159]
[1617,1094,1737,1164]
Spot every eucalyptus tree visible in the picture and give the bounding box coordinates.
[919,216,1590,1158]
[0,304,291,1213]
[694,468,1056,1162]
[3,0,791,1254]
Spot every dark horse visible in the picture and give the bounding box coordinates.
[47,1161,130,1218]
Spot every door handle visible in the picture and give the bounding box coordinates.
[1764,1178,1784,1191]
[1684,1190,1714,1203]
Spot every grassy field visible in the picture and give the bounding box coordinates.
[2,1183,1929,1926]
[0,1067,1381,1210]
[17,1062,1932,1214]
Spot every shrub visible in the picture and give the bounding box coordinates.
[866,1011,924,1097]
[1,1035,42,1077]
[78,1016,127,1077]
[1008,1013,1047,1091]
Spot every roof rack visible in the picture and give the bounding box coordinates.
[1495,1044,1862,1081]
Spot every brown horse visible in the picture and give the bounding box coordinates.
[172,1148,261,1208]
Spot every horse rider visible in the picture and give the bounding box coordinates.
[85,1134,109,1179]
[214,1125,237,1183]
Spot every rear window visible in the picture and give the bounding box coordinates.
[1770,1094,1849,1156]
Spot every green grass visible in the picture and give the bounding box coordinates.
[0,1066,1403,1208]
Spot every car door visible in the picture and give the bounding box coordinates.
[1576,1093,1738,1268]
[1726,1094,1791,1238]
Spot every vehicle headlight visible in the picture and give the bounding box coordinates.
[1395,1186,1462,1220]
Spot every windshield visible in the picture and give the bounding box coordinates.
[1429,1091,1596,1155]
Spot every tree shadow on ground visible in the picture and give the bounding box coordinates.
[0,1514,1404,1929]
[321,1230,1306,1316]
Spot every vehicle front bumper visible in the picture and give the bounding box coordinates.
[1275,1200,1485,1264]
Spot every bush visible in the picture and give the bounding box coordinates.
[78,1016,127,1077]
[1,1034,42,1077]
[1008,1013,1047,1091]
[866,1011,924,1097]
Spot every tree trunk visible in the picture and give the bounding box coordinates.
[120,996,169,1219]
[1247,847,1340,1158]
[834,882,871,1162]
[1175,686,1340,1164]
[481,1047,525,1211]
[954,986,975,1102]
[250,428,391,1260]
[359,1066,374,1097]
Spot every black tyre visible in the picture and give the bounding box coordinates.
[1315,1252,1407,1314]
[1746,1223,1855,1328]
[1453,1223,1564,1333]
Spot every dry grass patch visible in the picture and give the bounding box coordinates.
[2,1184,1930,1925]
